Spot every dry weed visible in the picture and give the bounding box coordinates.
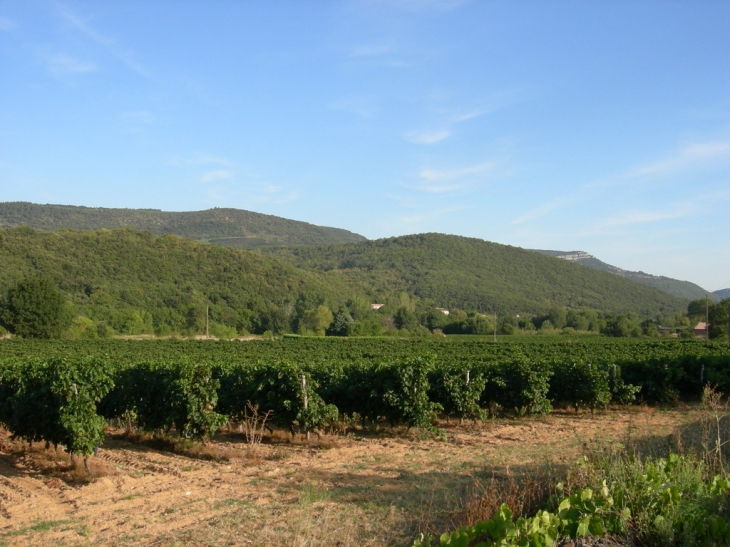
[699,384,730,474]
[431,465,557,536]
[0,432,116,484]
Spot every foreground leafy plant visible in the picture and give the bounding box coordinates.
[0,357,113,471]
[416,453,730,547]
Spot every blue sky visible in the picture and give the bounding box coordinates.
[1,1,729,291]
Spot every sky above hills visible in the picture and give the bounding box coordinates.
[1,1,729,291]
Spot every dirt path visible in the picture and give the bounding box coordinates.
[0,407,696,547]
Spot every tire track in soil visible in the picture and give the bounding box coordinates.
[61,443,264,543]
[0,410,691,546]
[0,459,73,531]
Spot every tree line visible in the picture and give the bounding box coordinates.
[2,273,727,341]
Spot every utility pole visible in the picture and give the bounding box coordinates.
[705,295,709,341]
[206,305,209,339]
[493,310,497,342]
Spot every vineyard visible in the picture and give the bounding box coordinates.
[1,337,729,460]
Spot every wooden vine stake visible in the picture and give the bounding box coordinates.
[301,374,309,440]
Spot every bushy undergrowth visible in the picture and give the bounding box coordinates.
[418,387,730,547]
[417,453,730,547]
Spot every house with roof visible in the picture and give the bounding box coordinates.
[694,322,708,338]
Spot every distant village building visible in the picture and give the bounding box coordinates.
[694,322,709,337]
[435,308,450,315]
[370,303,384,310]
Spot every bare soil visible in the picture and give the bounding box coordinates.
[0,407,697,547]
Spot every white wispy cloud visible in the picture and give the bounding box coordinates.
[350,44,390,58]
[418,162,492,182]
[403,129,451,144]
[57,6,153,80]
[170,154,233,167]
[406,88,527,145]
[119,110,154,135]
[409,162,494,193]
[600,206,692,227]
[45,54,97,78]
[511,196,578,225]
[514,139,730,226]
[0,17,16,31]
[329,96,378,118]
[385,0,468,12]
[451,110,481,122]
[201,170,234,183]
[629,140,730,178]
[590,191,729,233]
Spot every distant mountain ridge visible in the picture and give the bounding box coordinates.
[715,289,730,299]
[0,202,366,248]
[262,233,687,315]
[533,249,717,302]
[0,228,688,338]
[0,202,704,314]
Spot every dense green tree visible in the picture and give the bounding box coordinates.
[603,315,641,338]
[254,306,290,334]
[327,308,354,336]
[517,316,535,331]
[1,276,72,338]
[548,307,567,329]
[394,306,419,331]
[708,299,729,341]
[566,310,589,331]
[65,316,98,339]
[424,309,449,331]
[687,298,712,321]
[345,297,372,321]
[301,305,333,336]
[539,320,555,332]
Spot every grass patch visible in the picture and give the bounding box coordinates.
[5,519,74,537]
[299,482,331,505]
[213,498,252,510]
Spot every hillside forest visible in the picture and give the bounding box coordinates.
[0,226,727,341]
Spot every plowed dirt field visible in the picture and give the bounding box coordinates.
[0,408,696,546]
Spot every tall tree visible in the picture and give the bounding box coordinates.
[708,299,729,341]
[2,276,71,338]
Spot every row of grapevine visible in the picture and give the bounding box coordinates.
[1,337,728,375]
[0,357,112,469]
[1,339,729,454]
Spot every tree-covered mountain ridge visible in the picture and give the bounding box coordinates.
[533,249,718,302]
[0,228,688,341]
[259,233,687,316]
[0,202,366,248]
[2,201,716,305]
[0,227,363,337]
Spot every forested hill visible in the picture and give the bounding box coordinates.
[0,202,366,248]
[715,289,730,299]
[534,249,717,302]
[261,233,688,316]
[0,228,687,338]
[0,227,362,335]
